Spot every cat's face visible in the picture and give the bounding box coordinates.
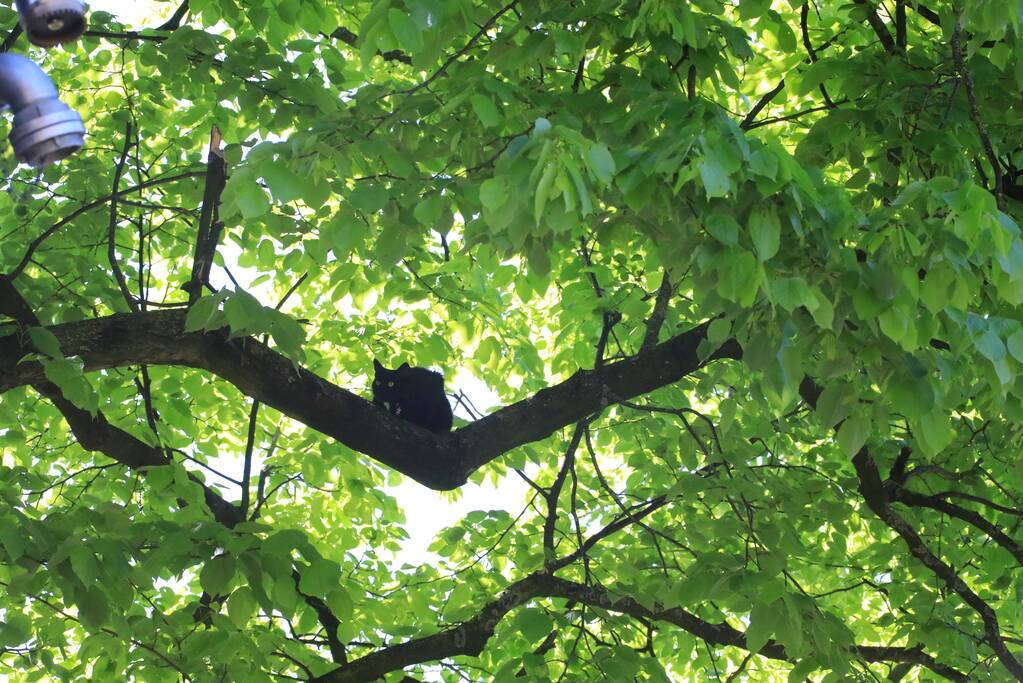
[372,360,410,401]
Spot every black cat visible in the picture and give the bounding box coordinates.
[372,359,453,434]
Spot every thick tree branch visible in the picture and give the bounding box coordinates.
[0,310,739,489]
[311,572,966,683]
[0,279,241,527]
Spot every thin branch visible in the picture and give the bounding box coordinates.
[108,122,138,312]
[543,422,587,569]
[853,449,1023,678]
[892,486,1023,567]
[2,170,205,283]
[184,127,228,304]
[240,399,260,517]
[329,26,412,65]
[640,271,672,353]
[852,0,898,53]
[740,80,785,130]
[951,17,1004,210]
[895,0,907,49]
[156,0,190,31]
[402,1,519,96]
[309,571,966,683]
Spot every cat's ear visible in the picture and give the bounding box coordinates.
[398,362,411,370]
[373,359,384,372]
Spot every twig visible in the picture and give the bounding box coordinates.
[108,122,138,312]
[951,17,1004,210]
[852,0,897,53]
[740,80,785,130]
[184,127,228,303]
[640,271,672,353]
[2,171,205,283]
[156,0,190,31]
[402,1,519,96]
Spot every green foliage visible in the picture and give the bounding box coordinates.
[1,0,1022,681]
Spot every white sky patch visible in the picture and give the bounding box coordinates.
[87,0,168,27]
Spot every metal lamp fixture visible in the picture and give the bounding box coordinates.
[0,53,85,167]
[14,0,88,47]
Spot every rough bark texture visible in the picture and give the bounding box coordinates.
[311,573,966,683]
[0,309,740,489]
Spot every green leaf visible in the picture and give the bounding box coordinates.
[0,613,31,647]
[771,277,814,312]
[227,587,258,627]
[326,587,354,621]
[749,208,781,261]
[887,373,934,420]
[387,9,423,52]
[914,410,954,456]
[746,600,779,654]
[515,608,555,643]
[563,157,593,216]
[224,288,270,334]
[705,214,740,246]
[185,294,222,332]
[470,95,500,128]
[525,239,551,277]
[200,554,237,595]
[815,385,853,429]
[788,659,817,683]
[270,312,307,361]
[586,144,616,185]
[76,586,110,630]
[479,177,509,210]
[69,547,100,584]
[261,163,304,203]
[235,180,270,219]
[42,357,98,415]
[350,183,389,214]
[27,327,63,359]
[698,157,731,198]
[1007,330,1023,362]
[975,329,1006,363]
[298,559,339,597]
[534,163,557,224]
[708,318,732,344]
[837,413,869,457]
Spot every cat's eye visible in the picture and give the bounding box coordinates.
[387,381,395,387]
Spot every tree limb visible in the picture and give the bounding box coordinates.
[2,170,205,283]
[310,572,967,683]
[951,17,1004,210]
[108,122,138,312]
[852,0,898,53]
[0,310,740,489]
[184,127,228,304]
[797,377,1023,679]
